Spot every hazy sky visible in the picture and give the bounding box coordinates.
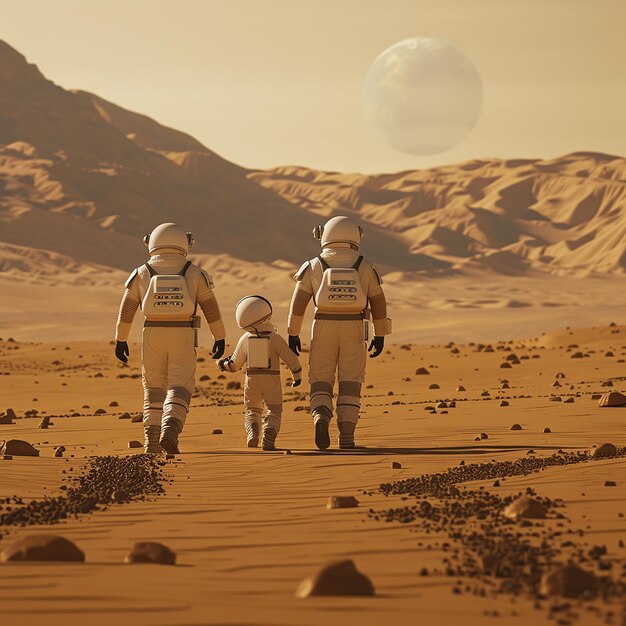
[2,0,625,172]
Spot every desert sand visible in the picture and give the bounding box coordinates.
[1,324,625,626]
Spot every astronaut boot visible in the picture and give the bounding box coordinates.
[313,407,332,450]
[160,418,183,455]
[246,421,260,448]
[262,427,277,451]
[144,425,162,454]
[338,422,356,449]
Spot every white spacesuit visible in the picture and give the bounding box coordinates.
[287,216,390,450]
[219,296,302,451]
[114,223,226,454]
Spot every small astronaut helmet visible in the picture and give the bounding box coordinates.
[312,215,364,249]
[143,223,195,255]
[235,295,273,330]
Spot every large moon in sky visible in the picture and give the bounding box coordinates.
[363,37,483,156]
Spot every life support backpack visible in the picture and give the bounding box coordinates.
[142,261,195,319]
[246,335,271,369]
[314,256,367,314]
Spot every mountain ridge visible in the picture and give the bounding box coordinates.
[0,39,625,280]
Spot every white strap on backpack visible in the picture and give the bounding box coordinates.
[142,261,195,319]
[314,256,368,313]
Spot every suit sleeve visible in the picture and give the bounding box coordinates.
[367,266,388,337]
[115,270,141,342]
[224,334,248,372]
[196,270,226,341]
[277,334,302,377]
[287,263,313,336]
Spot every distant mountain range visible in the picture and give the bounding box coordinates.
[1,39,625,280]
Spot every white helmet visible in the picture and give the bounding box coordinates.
[235,295,273,330]
[143,223,195,255]
[313,216,364,248]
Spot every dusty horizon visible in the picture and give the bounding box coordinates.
[1,0,624,173]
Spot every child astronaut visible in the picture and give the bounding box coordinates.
[219,295,302,450]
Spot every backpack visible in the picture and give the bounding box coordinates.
[247,335,271,369]
[314,256,367,313]
[142,261,195,319]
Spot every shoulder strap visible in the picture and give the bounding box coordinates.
[179,260,192,276]
[144,263,157,277]
[318,256,330,271]
[352,256,363,271]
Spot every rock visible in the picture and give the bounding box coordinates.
[94,408,107,415]
[109,401,119,407]
[601,380,614,387]
[604,480,617,487]
[503,495,548,520]
[1,535,85,562]
[564,398,574,403]
[211,428,223,435]
[479,433,488,440]
[130,413,143,423]
[118,412,131,420]
[327,496,359,509]
[295,559,375,597]
[38,415,51,429]
[571,352,584,359]
[226,381,241,390]
[391,461,402,469]
[500,362,512,369]
[54,446,66,458]
[539,564,597,598]
[125,541,176,565]
[543,427,552,433]
[599,392,626,407]
[0,412,14,424]
[428,383,440,389]
[113,490,128,503]
[500,400,509,407]
[0,439,39,457]
[591,443,617,458]
[128,440,142,449]
[456,385,466,391]
[510,423,522,431]
[555,372,565,378]
[415,367,430,375]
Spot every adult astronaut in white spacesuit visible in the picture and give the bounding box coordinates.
[114,223,226,454]
[287,216,391,450]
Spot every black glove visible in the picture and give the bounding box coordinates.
[115,341,129,364]
[212,339,226,360]
[218,357,230,372]
[289,335,301,356]
[292,378,302,388]
[368,336,384,359]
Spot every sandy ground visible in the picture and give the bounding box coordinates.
[0,325,625,626]
[3,270,626,344]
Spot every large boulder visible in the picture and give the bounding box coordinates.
[599,392,626,407]
[125,542,176,565]
[0,439,39,457]
[503,495,547,520]
[539,564,597,598]
[1,535,85,562]
[591,443,618,458]
[296,559,375,597]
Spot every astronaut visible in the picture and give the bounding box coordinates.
[114,223,226,454]
[287,216,390,450]
[219,296,302,451]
